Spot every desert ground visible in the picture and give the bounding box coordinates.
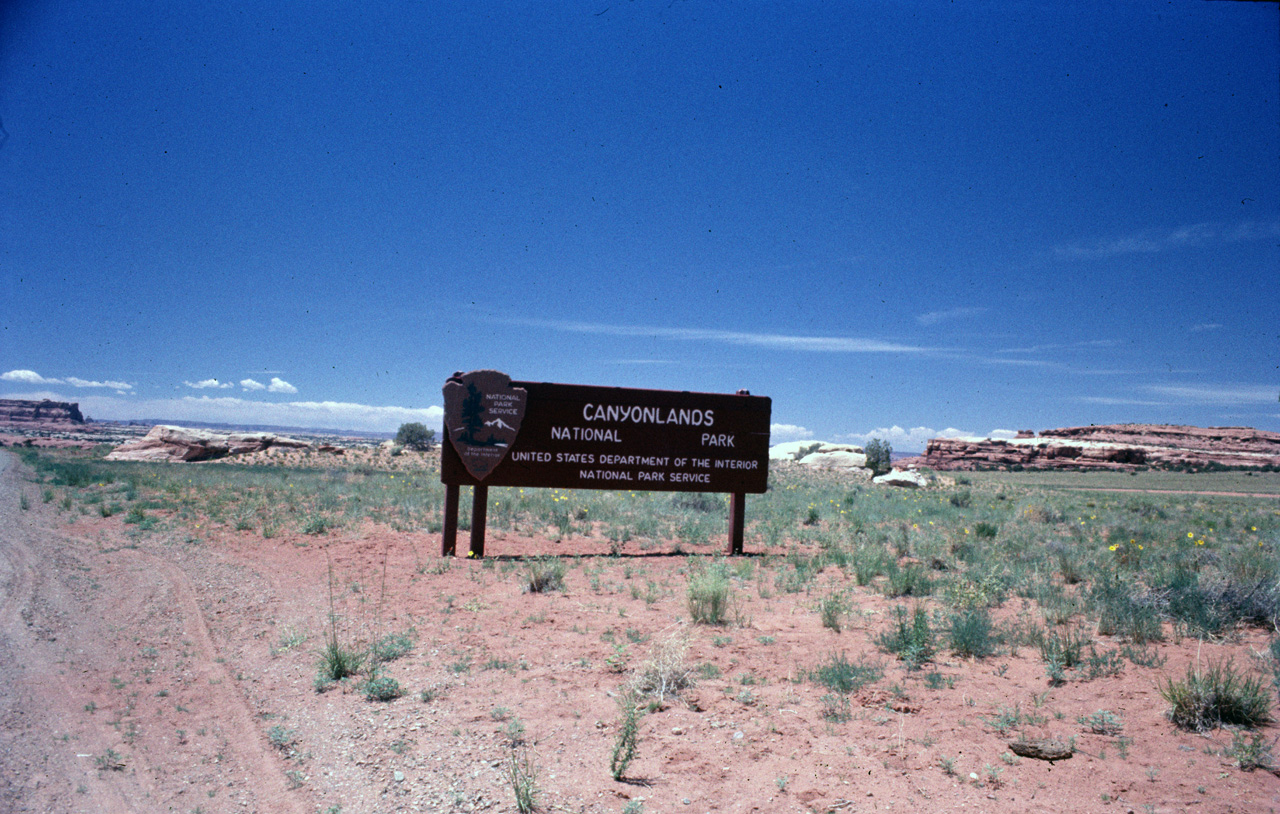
[0,444,1277,814]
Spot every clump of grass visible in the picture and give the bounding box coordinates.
[947,607,997,659]
[983,703,1046,736]
[1090,575,1163,644]
[818,592,850,632]
[1160,658,1271,731]
[316,635,364,689]
[525,556,566,593]
[316,556,365,690]
[508,745,540,813]
[687,561,734,625]
[883,560,932,598]
[876,605,935,670]
[1270,636,1280,706]
[1079,709,1123,735]
[302,513,331,535]
[809,651,883,694]
[268,725,298,752]
[819,693,852,723]
[1034,625,1089,683]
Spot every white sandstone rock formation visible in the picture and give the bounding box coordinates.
[105,425,310,462]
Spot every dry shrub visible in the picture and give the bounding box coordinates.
[628,627,695,703]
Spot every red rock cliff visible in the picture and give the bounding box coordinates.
[0,399,85,425]
[922,424,1280,471]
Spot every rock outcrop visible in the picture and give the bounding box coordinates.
[769,441,874,481]
[921,424,1280,471]
[0,399,84,425]
[873,468,927,488]
[106,425,311,462]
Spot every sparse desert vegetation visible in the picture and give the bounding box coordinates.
[2,443,1278,812]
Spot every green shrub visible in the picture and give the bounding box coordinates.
[610,694,643,780]
[818,592,850,632]
[876,605,935,670]
[947,607,997,659]
[819,693,852,723]
[1090,575,1163,644]
[1160,659,1271,731]
[394,422,436,450]
[810,651,882,694]
[362,673,403,702]
[948,490,972,508]
[371,632,413,663]
[983,702,1046,736]
[864,438,892,476]
[851,544,887,586]
[302,513,331,535]
[267,725,298,751]
[1227,730,1276,772]
[883,560,932,598]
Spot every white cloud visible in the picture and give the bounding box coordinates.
[241,379,266,391]
[996,339,1120,354]
[267,377,298,394]
[1056,219,1280,259]
[769,423,813,443]
[510,318,929,354]
[1078,396,1170,406]
[2,369,131,390]
[838,425,969,453]
[1145,383,1277,405]
[64,377,132,390]
[989,429,1019,440]
[185,379,233,390]
[916,307,986,326]
[2,369,61,385]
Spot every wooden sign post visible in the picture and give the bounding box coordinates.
[440,370,771,558]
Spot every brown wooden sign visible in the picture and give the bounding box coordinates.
[439,371,771,558]
[441,371,771,493]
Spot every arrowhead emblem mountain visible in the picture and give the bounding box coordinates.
[443,370,527,481]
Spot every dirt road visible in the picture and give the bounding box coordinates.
[0,451,307,813]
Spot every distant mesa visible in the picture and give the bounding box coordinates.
[917,424,1280,471]
[105,424,311,463]
[0,398,84,425]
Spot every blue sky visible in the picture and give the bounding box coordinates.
[2,1,1277,451]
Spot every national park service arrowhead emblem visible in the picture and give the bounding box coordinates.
[443,370,527,481]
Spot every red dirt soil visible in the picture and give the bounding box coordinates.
[0,451,1277,813]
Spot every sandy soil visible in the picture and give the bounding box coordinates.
[0,449,1277,814]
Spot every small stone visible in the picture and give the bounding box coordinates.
[732,731,744,740]
[394,770,405,782]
